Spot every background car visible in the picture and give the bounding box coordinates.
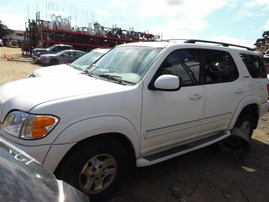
[0,137,89,202]
[32,44,74,61]
[37,49,86,65]
[263,54,269,79]
[0,39,3,46]
[30,48,110,77]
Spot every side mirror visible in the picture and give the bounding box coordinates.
[153,75,181,91]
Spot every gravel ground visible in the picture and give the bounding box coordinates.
[0,47,269,202]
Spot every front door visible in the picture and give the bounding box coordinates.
[140,49,206,155]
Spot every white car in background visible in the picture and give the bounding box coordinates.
[30,48,110,77]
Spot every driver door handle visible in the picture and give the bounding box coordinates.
[235,88,243,94]
[190,94,203,100]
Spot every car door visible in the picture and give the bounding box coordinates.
[66,51,75,63]
[141,49,206,155]
[61,51,73,63]
[202,49,245,133]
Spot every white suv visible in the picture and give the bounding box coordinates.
[0,39,268,201]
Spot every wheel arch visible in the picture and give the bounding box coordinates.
[54,132,137,178]
[229,100,259,130]
[49,58,59,65]
[43,116,140,175]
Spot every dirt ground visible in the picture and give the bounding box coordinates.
[0,47,269,202]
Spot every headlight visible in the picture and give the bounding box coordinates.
[3,111,59,139]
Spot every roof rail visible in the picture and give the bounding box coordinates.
[184,39,255,51]
[161,38,187,42]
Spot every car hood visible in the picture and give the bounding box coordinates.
[40,53,57,57]
[32,64,80,77]
[33,48,47,52]
[0,75,128,115]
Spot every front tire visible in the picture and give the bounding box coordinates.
[49,58,58,65]
[56,137,129,202]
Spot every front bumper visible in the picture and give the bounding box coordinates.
[0,134,76,172]
[0,134,50,165]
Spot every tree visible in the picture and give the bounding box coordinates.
[0,20,13,39]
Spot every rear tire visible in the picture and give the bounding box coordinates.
[234,113,255,137]
[218,131,250,155]
[219,113,255,155]
[56,137,129,202]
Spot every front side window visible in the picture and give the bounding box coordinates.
[158,49,200,86]
[69,51,74,57]
[204,50,238,83]
[240,53,267,78]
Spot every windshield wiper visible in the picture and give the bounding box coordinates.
[98,74,126,85]
[82,70,94,77]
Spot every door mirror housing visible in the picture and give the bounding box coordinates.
[153,75,181,91]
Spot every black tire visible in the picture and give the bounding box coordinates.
[218,113,255,155]
[218,132,250,155]
[49,58,58,65]
[234,113,255,137]
[56,137,129,202]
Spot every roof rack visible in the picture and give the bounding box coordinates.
[161,38,187,42]
[184,39,255,51]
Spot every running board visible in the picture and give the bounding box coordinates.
[136,131,231,167]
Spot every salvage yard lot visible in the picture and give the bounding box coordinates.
[0,47,269,202]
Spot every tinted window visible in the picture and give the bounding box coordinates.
[241,54,267,78]
[159,49,200,86]
[78,52,85,57]
[204,50,238,83]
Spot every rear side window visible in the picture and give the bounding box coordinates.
[240,54,267,78]
[204,50,238,83]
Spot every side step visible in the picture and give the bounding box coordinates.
[136,131,231,167]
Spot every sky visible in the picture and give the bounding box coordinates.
[1,0,269,48]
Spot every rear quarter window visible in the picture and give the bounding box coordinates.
[240,53,267,78]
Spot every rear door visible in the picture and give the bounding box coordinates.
[202,49,245,133]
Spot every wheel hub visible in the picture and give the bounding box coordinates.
[79,154,117,194]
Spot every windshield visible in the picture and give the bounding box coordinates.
[88,46,162,84]
[70,50,107,71]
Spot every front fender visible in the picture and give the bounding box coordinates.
[54,115,140,156]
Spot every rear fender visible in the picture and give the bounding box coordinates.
[229,95,260,129]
